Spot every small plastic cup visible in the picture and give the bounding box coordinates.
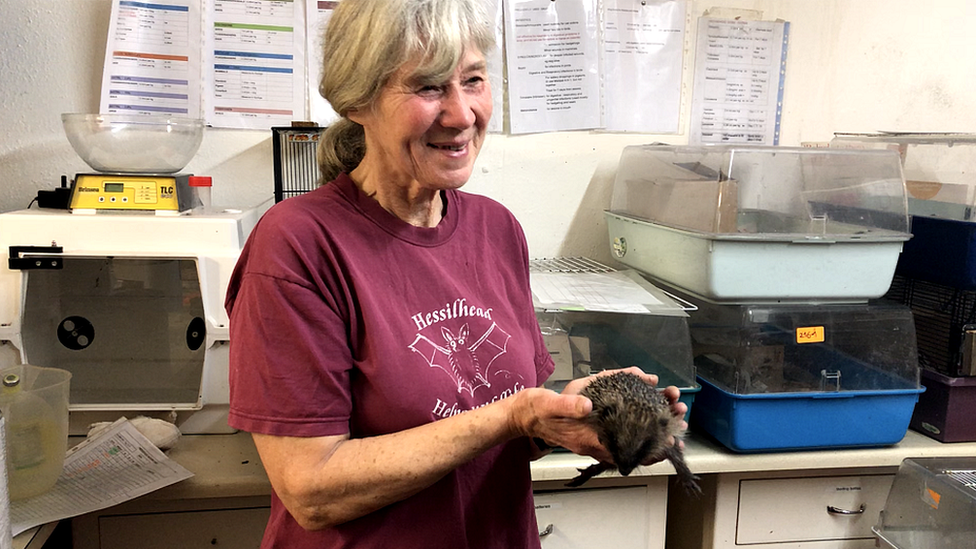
[0,365,72,500]
[188,175,213,214]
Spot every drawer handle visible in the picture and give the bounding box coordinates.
[539,523,554,537]
[827,504,866,515]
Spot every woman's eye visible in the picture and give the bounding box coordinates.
[417,85,442,95]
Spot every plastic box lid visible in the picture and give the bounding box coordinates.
[874,457,976,549]
[537,309,697,390]
[530,258,697,391]
[609,144,911,240]
[681,294,920,395]
[831,133,976,221]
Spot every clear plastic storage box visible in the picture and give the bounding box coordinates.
[832,134,976,290]
[530,258,699,418]
[605,144,912,303]
[831,132,976,221]
[874,457,976,549]
[677,292,923,452]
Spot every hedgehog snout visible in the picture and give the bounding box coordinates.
[611,441,645,476]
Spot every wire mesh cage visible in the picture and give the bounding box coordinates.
[272,126,325,203]
[886,274,976,377]
[529,257,614,274]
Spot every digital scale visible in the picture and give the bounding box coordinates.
[69,173,198,212]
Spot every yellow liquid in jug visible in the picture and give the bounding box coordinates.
[7,415,65,500]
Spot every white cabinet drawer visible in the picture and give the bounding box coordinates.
[736,474,894,544]
[535,481,668,549]
[97,507,270,549]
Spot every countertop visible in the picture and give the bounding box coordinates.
[131,429,976,499]
[13,428,976,547]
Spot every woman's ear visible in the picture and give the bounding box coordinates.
[346,107,366,125]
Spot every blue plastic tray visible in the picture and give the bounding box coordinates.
[691,376,924,453]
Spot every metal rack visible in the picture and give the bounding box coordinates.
[529,256,614,274]
[272,125,324,203]
[529,257,697,312]
[886,274,976,377]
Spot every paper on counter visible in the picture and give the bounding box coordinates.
[531,270,663,313]
[11,418,193,537]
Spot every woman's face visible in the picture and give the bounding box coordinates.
[351,47,492,192]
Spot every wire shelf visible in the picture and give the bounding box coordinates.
[529,257,696,312]
[529,257,614,274]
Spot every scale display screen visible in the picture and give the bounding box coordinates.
[104,182,125,193]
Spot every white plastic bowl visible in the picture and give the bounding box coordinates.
[62,113,205,174]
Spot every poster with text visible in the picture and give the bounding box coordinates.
[100,0,202,118]
[602,0,686,133]
[690,17,789,145]
[204,0,307,129]
[505,0,601,134]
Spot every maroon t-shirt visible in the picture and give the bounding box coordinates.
[226,173,554,549]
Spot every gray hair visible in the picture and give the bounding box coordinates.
[316,0,495,184]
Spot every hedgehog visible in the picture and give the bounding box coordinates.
[566,371,701,494]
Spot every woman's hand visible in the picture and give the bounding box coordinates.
[507,386,609,460]
[511,366,687,464]
[648,383,688,465]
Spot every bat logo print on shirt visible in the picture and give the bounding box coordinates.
[409,322,511,397]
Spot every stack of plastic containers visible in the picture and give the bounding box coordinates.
[529,257,699,420]
[873,457,976,549]
[605,144,924,452]
[832,133,976,443]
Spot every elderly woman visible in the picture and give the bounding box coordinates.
[225,0,685,547]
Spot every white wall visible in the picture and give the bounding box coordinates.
[1,0,974,265]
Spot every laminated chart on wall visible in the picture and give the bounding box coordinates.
[505,0,686,135]
[505,0,602,134]
[486,0,506,134]
[602,0,686,133]
[689,17,790,145]
[100,0,309,129]
[99,0,203,117]
[305,1,340,127]
[99,1,686,133]
[205,0,307,129]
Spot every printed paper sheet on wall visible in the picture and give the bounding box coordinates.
[602,0,686,133]
[306,0,339,127]
[204,0,307,129]
[99,0,202,118]
[99,0,688,133]
[505,0,686,135]
[689,17,790,145]
[504,0,603,134]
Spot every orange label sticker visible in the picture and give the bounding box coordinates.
[796,326,825,344]
[925,488,942,509]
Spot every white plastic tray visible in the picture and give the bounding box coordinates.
[605,212,909,303]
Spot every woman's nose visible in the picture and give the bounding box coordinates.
[439,86,477,128]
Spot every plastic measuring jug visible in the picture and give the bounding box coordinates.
[0,365,71,500]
